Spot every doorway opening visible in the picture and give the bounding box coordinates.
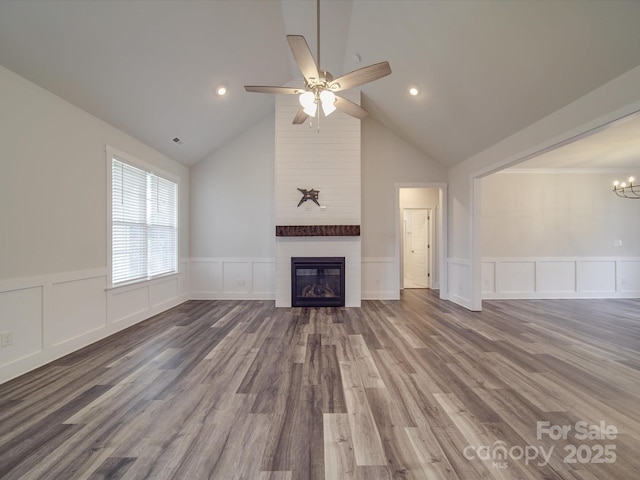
[399,187,440,290]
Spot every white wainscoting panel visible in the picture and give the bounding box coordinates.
[190,258,276,300]
[106,260,189,328]
[578,260,616,293]
[537,261,576,293]
[190,260,222,296]
[149,276,179,309]
[253,260,277,295]
[483,257,640,299]
[51,275,107,346]
[0,261,189,385]
[191,257,403,302]
[497,261,536,293]
[481,262,496,294]
[447,258,473,309]
[362,257,399,300]
[619,260,640,292]
[0,286,43,370]
[223,262,251,295]
[108,284,149,324]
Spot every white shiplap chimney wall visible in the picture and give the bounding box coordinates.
[275,92,361,307]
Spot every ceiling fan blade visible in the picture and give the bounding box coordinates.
[334,96,368,119]
[329,61,392,91]
[292,108,309,125]
[287,35,319,84]
[244,86,304,95]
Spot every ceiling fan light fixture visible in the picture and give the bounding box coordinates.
[299,91,317,116]
[303,104,317,117]
[320,90,336,116]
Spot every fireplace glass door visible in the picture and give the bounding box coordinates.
[291,257,345,307]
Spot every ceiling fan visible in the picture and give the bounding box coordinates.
[244,0,391,125]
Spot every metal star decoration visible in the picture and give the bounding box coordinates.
[297,188,320,207]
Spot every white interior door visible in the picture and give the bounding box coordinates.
[403,209,431,288]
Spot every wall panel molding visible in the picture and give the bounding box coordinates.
[362,257,399,300]
[482,257,640,299]
[0,260,189,384]
[190,258,276,300]
[447,258,474,309]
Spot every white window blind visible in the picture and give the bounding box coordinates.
[111,157,178,285]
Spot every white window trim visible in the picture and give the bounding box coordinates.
[106,145,180,289]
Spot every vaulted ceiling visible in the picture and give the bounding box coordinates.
[1,0,640,168]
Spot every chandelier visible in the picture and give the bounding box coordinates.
[613,176,640,199]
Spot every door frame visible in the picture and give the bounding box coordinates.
[395,183,448,300]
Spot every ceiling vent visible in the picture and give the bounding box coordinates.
[172,137,184,145]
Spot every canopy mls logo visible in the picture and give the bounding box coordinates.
[463,420,618,470]
[463,441,553,469]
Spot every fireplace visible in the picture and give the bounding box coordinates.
[291,257,345,307]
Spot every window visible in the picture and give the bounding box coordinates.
[110,153,178,286]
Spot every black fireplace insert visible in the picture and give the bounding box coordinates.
[291,257,345,307]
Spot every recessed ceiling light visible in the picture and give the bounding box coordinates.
[216,85,227,96]
[409,87,419,96]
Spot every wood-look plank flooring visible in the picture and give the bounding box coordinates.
[1,290,640,479]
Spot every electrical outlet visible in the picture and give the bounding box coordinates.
[1,331,13,347]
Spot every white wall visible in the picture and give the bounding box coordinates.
[362,118,447,299]
[480,171,640,299]
[399,188,440,209]
[189,115,276,300]
[190,115,275,259]
[188,98,445,302]
[0,65,190,384]
[482,171,640,257]
[448,65,640,310]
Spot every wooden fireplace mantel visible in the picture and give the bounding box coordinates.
[275,225,360,237]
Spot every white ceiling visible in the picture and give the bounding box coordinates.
[1,0,640,168]
[509,113,640,171]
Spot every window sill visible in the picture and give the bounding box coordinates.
[106,271,180,292]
